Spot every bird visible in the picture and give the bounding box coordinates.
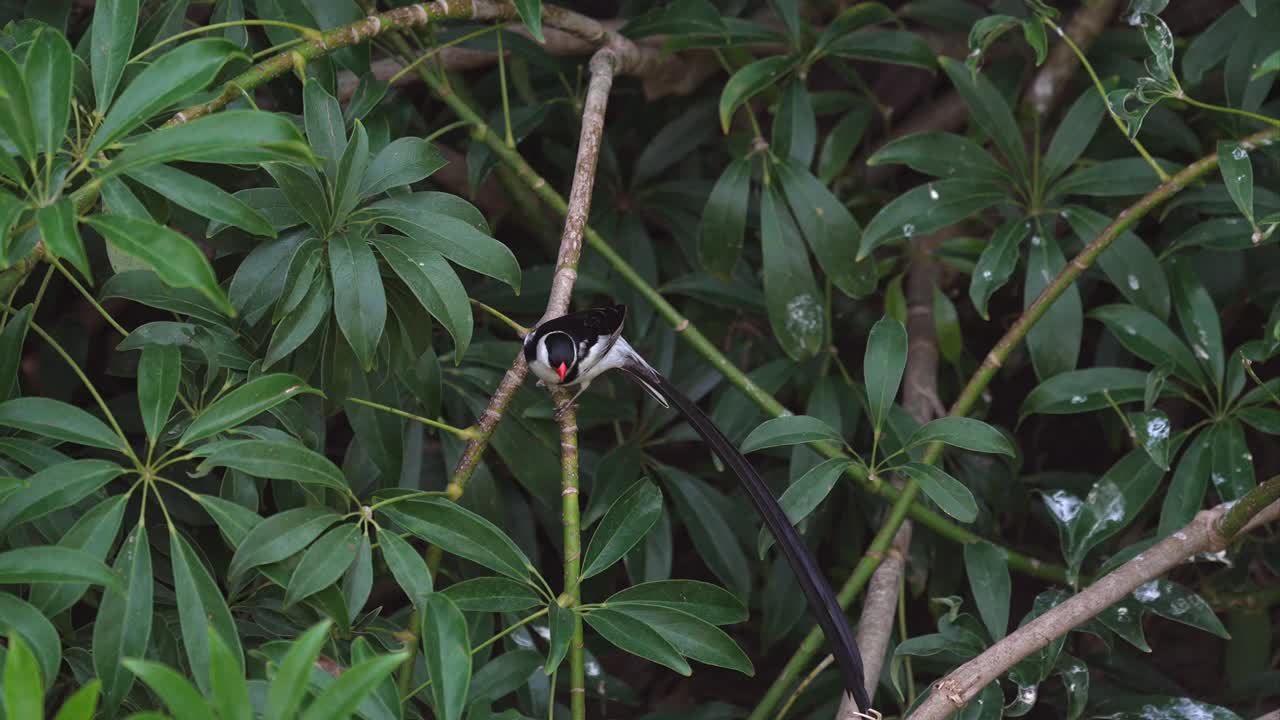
[524,304,872,713]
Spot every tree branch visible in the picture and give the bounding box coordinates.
[1026,0,1122,118]
[909,476,1280,720]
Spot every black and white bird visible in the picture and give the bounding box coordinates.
[524,304,872,713]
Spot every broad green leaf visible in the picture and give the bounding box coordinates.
[3,634,42,720]
[329,228,385,369]
[208,630,251,720]
[128,164,275,238]
[195,439,348,494]
[759,186,824,359]
[228,506,340,580]
[772,80,816,166]
[608,580,747,626]
[52,680,101,720]
[84,214,232,315]
[28,494,127,616]
[1051,158,1177,198]
[757,457,847,557]
[364,196,520,291]
[227,230,306,322]
[94,523,154,712]
[0,459,124,532]
[775,161,877,298]
[23,26,73,157]
[584,608,691,676]
[373,234,472,358]
[100,271,229,326]
[264,621,333,720]
[899,462,978,522]
[1158,429,1211,536]
[544,602,574,675]
[633,101,718,186]
[741,415,842,453]
[377,530,433,606]
[1237,406,1280,434]
[1025,232,1082,380]
[265,162,331,233]
[0,192,26,263]
[867,132,1009,183]
[211,188,304,238]
[439,577,540,612]
[101,111,314,178]
[0,397,125,451]
[1021,367,1151,417]
[286,523,360,607]
[0,50,37,162]
[697,158,751,276]
[1129,410,1173,470]
[1043,87,1107,182]
[512,0,544,42]
[361,137,447,197]
[341,532,372,621]
[170,530,242,694]
[1254,48,1280,79]
[264,271,332,368]
[1168,256,1224,386]
[0,302,28,401]
[38,198,91,281]
[1089,304,1203,386]
[0,436,69,472]
[582,479,663,578]
[1209,419,1254,502]
[939,57,1028,179]
[332,121,369,222]
[90,0,140,109]
[864,316,907,432]
[304,79,345,178]
[718,56,796,132]
[860,178,1006,259]
[90,39,246,153]
[826,30,934,70]
[906,416,1015,457]
[1063,207,1170,320]
[0,592,60,687]
[611,604,753,674]
[1130,579,1229,639]
[969,219,1027,319]
[383,497,532,581]
[345,637,398,720]
[421,593,471,720]
[180,373,317,446]
[661,466,751,598]
[137,344,180,445]
[817,102,871,184]
[121,659,213,720]
[812,3,894,56]
[467,649,542,705]
[0,546,120,589]
[1217,142,1255,226]
[298,650,408,720]
[964,541,1010,641]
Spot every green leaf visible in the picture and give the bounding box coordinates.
[963,541,1010,641]
[827,30,935,70]
[91,39,246,154]
[607,580,747,625]
[0,397,125,451]
[1025,232,1082,380]
[906,417,1015,457]
[28,495,127,616]
[38,198,91,281]
[170,529,242,695]
[1042,87,1107,182]
[1090,304,1203,386]
[1022,367,1153,417]
[1168,256,1224,386]
[227,506,340,580]
[899,462,978,523]
[94,523,154,712]
[52,680,101,720]
[180,373,317,446]
[584,608,692,676]
[0,49,37,163]
[718,56,796,132]
[1158,429,1211,537]
[1209,419,1254,502]
[341,532,372,621]
[610,604,753,674]
[211,188,303,238]
[759,186,824,359]
[1218,141,1255,226]
[939,56,1028,179]
[0,302,29,401]
[137,344,180,445]
[23,26,73,158]
[1051,157,1176,198]
[1253,48,1280,79]
[360,137,446,197]
[364,196,520,292]
[382,497,532,581]
[122,658,214,720]
[440,577,540,612]
[0,459,125,533]
[373,234,472,359]
[101,111,314,178]
[90,0,140,109]
[969,218,1027,320]
[265,162,331,234]
[758,457,847,557]
[3,634,43,720]
[812,3,894,56]
[1237,406,1280,434]
[467,649,542,705]
[741,415,842,453]
[0,591,61,687]
[421,593,471,720]
[772,80,816,166]
[0,546,120,588]
[265,270,332,369]
[864,316,908,432]
[1062,208,1170,321]
[1132,579,1230,639]
[661,466,751,597]
[1129,409,1173,470]
[697,158,751,276]
[0,191,26,264]
[304,79,345,178]
[128,164,275,238]
[582,479,663,579]
[208,629,251,720]
[264,621,333,720]
[195,439,348,495]
[100,271,229,325]
[859,178,1006,259]
[285,523,361,607]
[511,0,544,41]
[544,602,574,675]
[377,530,433,606]
[328,228,386,370]
[84,214,232,315]
[817,103,871,184]
[298,650,408,720]
[775,160,877,298]
[332,121,370,222]
[867,131,1010,184]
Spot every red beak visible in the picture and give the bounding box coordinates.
[556,363,567,382]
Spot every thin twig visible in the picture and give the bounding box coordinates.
[1026,0,1121,118]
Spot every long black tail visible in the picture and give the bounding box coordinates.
[622,362,872,712]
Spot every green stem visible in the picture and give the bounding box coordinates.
[557,400,587,720]
[53,259,129,338]
[366,489,450,512]
[1216,475,1280,539]
[347,396,480,440]
[130,19,322,63]
[1180,95,1280,129]
[396,607,420,702]
[470,298,529,335]
[387,23,504,86]
[497,26,515,148]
